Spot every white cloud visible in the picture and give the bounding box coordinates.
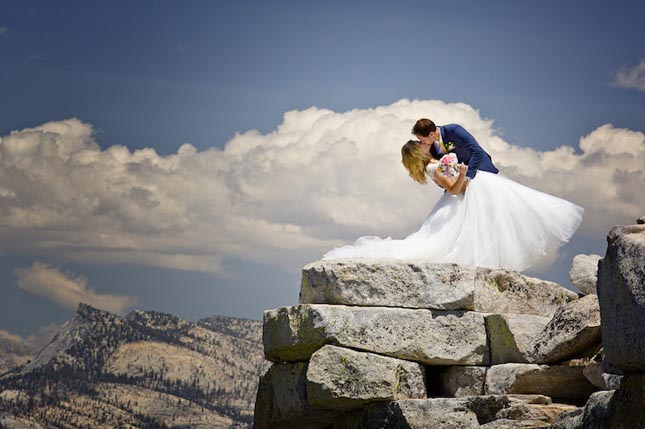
[15,262,138,314]
[0,100,643,275]
[613,58,645,92]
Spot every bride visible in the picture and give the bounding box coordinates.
[323,140,584,272]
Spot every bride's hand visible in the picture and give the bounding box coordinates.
[458,163,468,175]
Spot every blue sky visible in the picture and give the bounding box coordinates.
[1,0,644,342]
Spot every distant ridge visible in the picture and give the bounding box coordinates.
[0,303,267,429]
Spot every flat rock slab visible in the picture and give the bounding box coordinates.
[485,314,551,364]
[300,259,577,316]
[530,295,602,364]
[306,345,426,410]
[597,224,645,371]
[485,363,597,401]
[263,304,489,365]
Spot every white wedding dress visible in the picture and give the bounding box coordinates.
[323,164,584,272]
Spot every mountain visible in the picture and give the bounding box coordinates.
[0,303,268,429]
[0,334,37,377]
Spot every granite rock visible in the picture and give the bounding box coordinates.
[485,314,551,364]
[306,345,426,410]
[597,224,645,371]
[569,254,602,295]
[263,304,489,365]
[435,366,486,397]
[254,361,340,429]
[485,364,597,401]
[531,295,602,364]
[300,259,577,316]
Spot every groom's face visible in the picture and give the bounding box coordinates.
[416,134,433,147]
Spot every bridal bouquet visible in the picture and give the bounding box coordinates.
[438,153,459,177]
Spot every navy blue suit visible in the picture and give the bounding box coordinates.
[430,124,499,179]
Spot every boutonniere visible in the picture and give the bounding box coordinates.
[445,141,456,152]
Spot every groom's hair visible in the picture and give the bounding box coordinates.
[412,119,436,137]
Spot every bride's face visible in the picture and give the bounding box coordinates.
[415,135,432,153]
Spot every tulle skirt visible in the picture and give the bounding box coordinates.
[322,172,584,272]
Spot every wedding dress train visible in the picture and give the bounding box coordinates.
[323,168,584,272]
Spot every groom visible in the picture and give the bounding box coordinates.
[413,118,498,180]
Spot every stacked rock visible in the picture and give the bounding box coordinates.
[552,221,645,428]
[255,261,605,428]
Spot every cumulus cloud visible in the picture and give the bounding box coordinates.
[15,262,138,314]
[613,58,645,92]
[0,100,643,275]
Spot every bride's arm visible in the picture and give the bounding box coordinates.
[433,164,469,195]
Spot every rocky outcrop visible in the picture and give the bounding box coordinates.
[547,219,645,428]
[256,259,604,428]
[597,224,645,371]
[568,254,602,295]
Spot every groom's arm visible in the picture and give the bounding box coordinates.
[453,125,486,179]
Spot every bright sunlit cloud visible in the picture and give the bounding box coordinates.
[14,262,138,314]
[0,99,642,274]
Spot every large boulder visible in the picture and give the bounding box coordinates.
[530,295,602,364]
[484,364,597,401]
[569,254,602,295]
[300,260,577,316]
[597,224,645,371]
[263,304,489,365]
[306,345,426,410]
[485,314,551,364]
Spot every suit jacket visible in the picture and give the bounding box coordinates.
[429,123,499,179]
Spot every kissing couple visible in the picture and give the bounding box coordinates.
[323,118,584,272]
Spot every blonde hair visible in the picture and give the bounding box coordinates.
[401,140,433,184]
